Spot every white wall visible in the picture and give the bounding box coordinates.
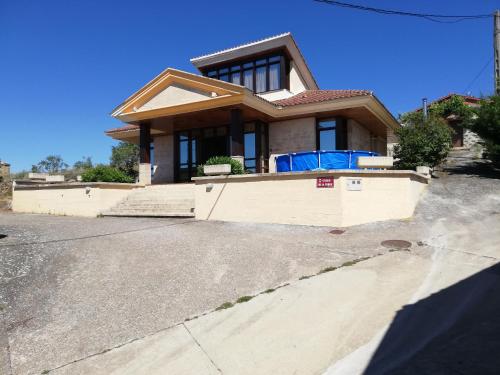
[289,61,308,94]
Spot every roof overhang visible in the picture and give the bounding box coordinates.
[190,33,319,90]
[108,69,399,142]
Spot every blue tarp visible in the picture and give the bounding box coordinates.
[276,150,378,172]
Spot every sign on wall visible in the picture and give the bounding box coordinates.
[316,177,334,188]
[346,178,362,191]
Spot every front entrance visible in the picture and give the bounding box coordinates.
[175,126,229,182]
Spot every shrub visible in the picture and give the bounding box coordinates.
[81,165,134,183]
[394,116,453,170]
[469,96,500,167]
[197,156,244,176]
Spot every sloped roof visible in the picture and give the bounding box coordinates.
[190,33,319,91]
[273,90,372,107]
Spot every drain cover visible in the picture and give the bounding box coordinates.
[381,240,411,249]
[329,229,345,235]
[0,234,7,239]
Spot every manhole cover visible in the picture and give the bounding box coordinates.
[381,240,411,249]
[329,229,345,235]
[0,234,7,239]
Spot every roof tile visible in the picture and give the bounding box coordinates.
[273,90,371,107]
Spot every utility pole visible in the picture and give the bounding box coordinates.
[495,10,500,95]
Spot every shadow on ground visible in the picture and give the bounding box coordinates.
[364,262,500,374]
[443,159,500,180]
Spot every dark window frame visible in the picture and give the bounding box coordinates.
[203,53,287,93]
[316,117,348,151]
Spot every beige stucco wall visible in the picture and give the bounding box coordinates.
[153,135,174,183]
[194,171,427,227]
[138,83,212,111]
[12,184,137,217]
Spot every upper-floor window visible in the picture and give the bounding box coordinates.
[204,54,285,93]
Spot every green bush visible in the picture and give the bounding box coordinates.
[197,156,244,176]
[394,116,453,170]
[468,96,500,167]
[81,165,134,183]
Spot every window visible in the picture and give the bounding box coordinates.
[244,123,257,172]
[317,119,337,150]
[269,63,280,91]
[243,69,253,90]
[203,54,285,93]
[255,66,266,93]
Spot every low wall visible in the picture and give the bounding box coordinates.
[193,170,428,227]
[12,182,138,217]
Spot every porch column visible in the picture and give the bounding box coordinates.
[139,122,151,185]
[230,108,244,166]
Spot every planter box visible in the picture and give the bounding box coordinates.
[357,156,394,169]
[204,164,231,176]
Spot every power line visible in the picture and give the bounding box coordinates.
[313,0,493,23]
[463,57,493,94]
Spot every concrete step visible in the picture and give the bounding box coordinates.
[102,184,196,218]
[102,211,195,218]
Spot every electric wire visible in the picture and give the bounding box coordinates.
[313,0,493,23]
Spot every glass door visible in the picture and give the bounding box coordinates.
[175,131,198,182]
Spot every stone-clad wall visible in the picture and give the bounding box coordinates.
[152,135,174,183]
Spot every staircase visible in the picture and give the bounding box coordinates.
[102,184,195,217]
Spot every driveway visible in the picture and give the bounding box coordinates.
[1,150,499,374]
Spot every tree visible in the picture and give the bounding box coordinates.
[469,96,500,166]
[33,155,68,174]
[73,156,93,171]
[400,95,475,127]
[393,116,453,170]
[110,142,139,179]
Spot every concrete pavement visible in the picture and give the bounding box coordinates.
[2,151,499,374]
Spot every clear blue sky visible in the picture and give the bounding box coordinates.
[1,0,497,172]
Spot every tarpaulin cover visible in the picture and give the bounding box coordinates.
[275,150,378,172]
[319,151,350,169]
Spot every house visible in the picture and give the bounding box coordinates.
[415,93,481,148]
[106,33,400,185]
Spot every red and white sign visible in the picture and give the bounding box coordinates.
[316,177,334,188]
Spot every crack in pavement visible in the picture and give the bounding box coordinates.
[183,323,223,374]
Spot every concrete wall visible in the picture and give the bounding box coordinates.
[152,135,174,183]
[194,171,428,227]
[12,183,137,217]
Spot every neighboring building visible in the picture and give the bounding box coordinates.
[107,33,400,184]
[0,161,10,181]
[414,94,481,149]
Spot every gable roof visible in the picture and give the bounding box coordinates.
[190,33,319,91]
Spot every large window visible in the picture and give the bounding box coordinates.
[204,54,285,93]
[317,119,336,150]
